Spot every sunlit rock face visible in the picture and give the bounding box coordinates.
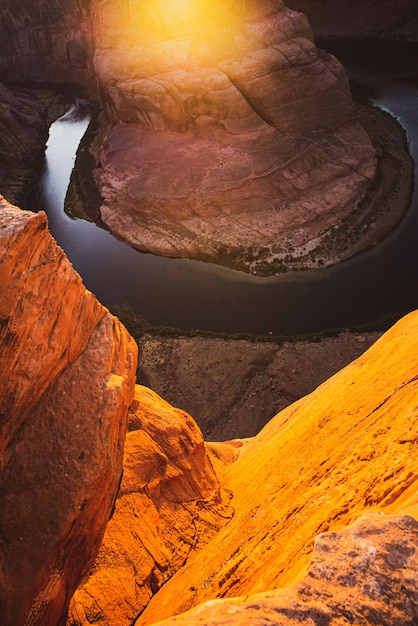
[152,512,418,625]
[91,0,376,272]
[286,0,418,40]
[134,310,418,624]
[0,0,95,93]
[68,385,233,626]
[0,199,137,626]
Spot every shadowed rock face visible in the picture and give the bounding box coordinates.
[0,199,137,626]
[285,0,418,40]
[0,0,95,93]
[0,84,52,206]
[92,0,376,271]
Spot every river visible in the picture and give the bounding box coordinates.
[37,40,418,336]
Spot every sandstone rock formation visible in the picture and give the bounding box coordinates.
[286,0,418,41]
[66,307,418,626]
[68,385,233,625]
[0,198,137,626]
[0,84,54,206]
[91,0,377,272]
[133,310,418,624]
[0,0,95,93]
[153,512,418,625]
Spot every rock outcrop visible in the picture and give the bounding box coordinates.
[68,385,233,625]
[66,307,418,625]
[153,512,418,625]
[0,198,137,625]
[286,0,418,41]
[91,0,377,272]
[0,84,56,206]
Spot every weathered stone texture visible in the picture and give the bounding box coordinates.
[136,310,418,624]
[0,200,137,625]
[0,0,95,93]
[152,512,418,626]
[91,0,377,271]
[68,385,233,626]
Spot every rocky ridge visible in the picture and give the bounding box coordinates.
[0,198,137,625]
[133,308,418,624]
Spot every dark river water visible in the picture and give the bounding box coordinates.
[37,40,418,336]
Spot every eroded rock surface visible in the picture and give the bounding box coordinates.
[0,199,137,625]
[153,512,418,625]
[135,310,418,624]
[68,385,233,626]
[91,0,377,272]
[286,0,418,40]
[0,84,58,206]
[0,0,95,92]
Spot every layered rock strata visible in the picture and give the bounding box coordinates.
[91,0,377,272]
[0,199,137,626]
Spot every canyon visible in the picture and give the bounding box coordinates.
[1,0,409,273]
[0,197,417,625]
[0,1,417,625]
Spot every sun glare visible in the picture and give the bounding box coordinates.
[130,0,246,53]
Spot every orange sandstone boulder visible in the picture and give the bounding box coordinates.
[0,200,137,626]
[68,385,233,626]
[136,310,418,625]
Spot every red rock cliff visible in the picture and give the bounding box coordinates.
[0,198,137,625]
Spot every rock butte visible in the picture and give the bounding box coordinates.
[92,0,377,271]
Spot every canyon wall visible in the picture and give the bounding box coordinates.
[0,0,95,206]
[285,0,418,40]
[90,0,377,273]
[68,308,418,626]
[0,0,95,93]
[0,84,50,206]
[0,198,137,625]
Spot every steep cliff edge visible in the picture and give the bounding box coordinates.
[91,0,378,273]
[0,198,137,625]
